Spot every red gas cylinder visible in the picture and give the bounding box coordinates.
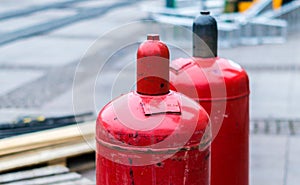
[170,12,250,185]
[96,34,212,185]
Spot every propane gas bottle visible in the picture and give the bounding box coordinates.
[170,12,250,185]
[96,34,211,185]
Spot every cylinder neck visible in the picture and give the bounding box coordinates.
[136,34,170,96]
[193,11,218,58]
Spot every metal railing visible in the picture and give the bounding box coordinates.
[144,0,300,48]
[239,17,287,45]
[262,0,300,32]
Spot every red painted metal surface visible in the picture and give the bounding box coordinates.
[170,56,250,185]
[137,34,170,96]
[96,35,211,185]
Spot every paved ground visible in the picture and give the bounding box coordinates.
[0,0,299,184]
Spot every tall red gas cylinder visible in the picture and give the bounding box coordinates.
[169,12,250,185]
[96,34,211,185]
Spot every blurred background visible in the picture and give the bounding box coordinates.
[0,0,299,184]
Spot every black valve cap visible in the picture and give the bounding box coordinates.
[200,10,210,15]
[193,11,218,58]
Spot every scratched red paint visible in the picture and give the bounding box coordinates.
[170,57,250,185]
[96,35,211,185]
[169,12,250,185]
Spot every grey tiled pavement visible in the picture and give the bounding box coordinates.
[0,10,77,32]
[0,0,299,184]
[0,36,93,67]
[0,0,62,14]
[0,69,43,96]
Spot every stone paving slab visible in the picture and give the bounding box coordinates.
[70,0,119,9]
[0,69,44,96]
[0,0,63,14]
[0,36,94,67]
[48,18,116,39]
[250,134,287,185]
[286,136,300,185]
[219,33,300,69]
[0,9,77,32]
[40,52,135,116]
[249,70,300,118]
[49,4,148,39]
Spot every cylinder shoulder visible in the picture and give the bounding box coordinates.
[170,57,250,100]
[96,91,210,146]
